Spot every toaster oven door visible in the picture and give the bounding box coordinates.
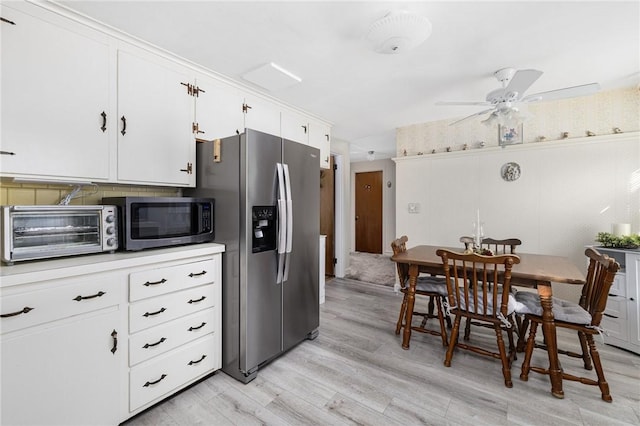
[3,207,106,263]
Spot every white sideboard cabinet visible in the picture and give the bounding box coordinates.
[0,243,224,425]
[598,247,640,355]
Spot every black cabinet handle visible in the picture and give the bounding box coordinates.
[188,296,206,304]
[188,355,207,365]
[1,306,34,318]
[1,150,16,156]
[143,307,166,317]
[143,278,167,287]
[73,291,105,301]
[188,322,207,331]
[603,313,618,319]
[143,337,167,349]
[120,116,127,136]
[188,270,207,278]
[111,329,118,354]
[100,111,107,132]
[143,374,167,387]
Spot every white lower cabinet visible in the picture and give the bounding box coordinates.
[599,248,640,355]
[0,274,123,426]
[126,252,222,416]
[0,243,224,425]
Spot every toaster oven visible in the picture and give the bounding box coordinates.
[1,205,118,264]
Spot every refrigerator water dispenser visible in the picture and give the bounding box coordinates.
[252,206,276,253]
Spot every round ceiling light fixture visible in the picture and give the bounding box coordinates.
[366,10,432,54]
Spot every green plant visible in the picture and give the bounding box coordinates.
[595,232,640,249]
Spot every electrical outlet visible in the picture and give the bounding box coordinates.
[408,203,420,214]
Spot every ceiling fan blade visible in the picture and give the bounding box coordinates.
[436,101,491,106]
[522,82,601,102]
[504,69,543,99]
[449,108,494,126]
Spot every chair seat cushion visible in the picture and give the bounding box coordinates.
[458,291,520,316]
[402,276,448,296]
[514,291,592,325]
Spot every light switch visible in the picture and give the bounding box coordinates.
[408,203,420,214]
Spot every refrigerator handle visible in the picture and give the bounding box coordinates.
[276,163,287,284]
[283,164,293,254]
[282,163,293,282]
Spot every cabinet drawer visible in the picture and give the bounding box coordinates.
[609,273,626,297]
[602,314,629,341]
[605,294,628,321]
[1,275,119,334]
[129,308,217,366]
[129,284,215,333]
[129,333,218,412]
[129,258,216,301]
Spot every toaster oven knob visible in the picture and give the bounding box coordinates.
[105,214,115,223]
[106,226,115,235]
[107,238,117,247]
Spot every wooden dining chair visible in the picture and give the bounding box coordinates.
[461,237,523,341]
[518,247,620,401]
[436,248,521,387]
[481,238,522,255]
[392,236,449,347]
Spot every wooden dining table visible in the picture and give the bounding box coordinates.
[391,244,586,399]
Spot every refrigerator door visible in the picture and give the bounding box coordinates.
[282,139,320,351]
[242,129,283,372]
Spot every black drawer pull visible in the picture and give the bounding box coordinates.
[1,306,34,318]
[111,329,118,354]
[188,296,206,304]
[143,374,167,387]
[143,278,167,287]
[143,337,167,349]
[603,313,618,319]
[73,291,105,301]
[143,307,166,317]
[188,322,207,331]
[188,355,207,365]
[188,270,207,278]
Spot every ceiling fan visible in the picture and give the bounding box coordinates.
[437,68,600,126]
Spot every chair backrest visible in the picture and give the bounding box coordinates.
[459,236,475,251]
[481,238,522,254]
[581,247,620,326]
[436,249,521,318]
[391,236,409,288]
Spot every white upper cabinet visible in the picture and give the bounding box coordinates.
[117,48,195,186]
[308,120,331,169]
[0,5,111,181]
[194,73,245,141]
[281,109,309,145]
[242,94,281,137]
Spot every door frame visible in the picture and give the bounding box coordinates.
[333,154,345,277]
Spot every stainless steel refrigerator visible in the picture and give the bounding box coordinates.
[185,128,319,383]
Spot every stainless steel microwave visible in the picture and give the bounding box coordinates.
[1,205,118,264]
[101,197,214,251]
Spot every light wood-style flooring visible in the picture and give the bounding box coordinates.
[124,277,640,425]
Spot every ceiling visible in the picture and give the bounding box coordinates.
[57,1,640,162]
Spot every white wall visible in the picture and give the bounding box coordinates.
[350,159,396,255]
[330,137,351,277]
[394,133,639,300]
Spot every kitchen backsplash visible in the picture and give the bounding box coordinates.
[397,86,640,156]
[0,179,180,206]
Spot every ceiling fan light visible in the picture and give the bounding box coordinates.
[366,10,432,54]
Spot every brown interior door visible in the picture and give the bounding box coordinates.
[355,171,382,254]
[319,156,335,276]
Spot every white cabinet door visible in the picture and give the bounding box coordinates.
[1,308,122,425]
[117,49,194,186]
[281,109,309,144]
[309,121,331,169]
[242,94,281,137]
[627,253,640,351]
[194,74,245,141]
[0,5,111,181]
